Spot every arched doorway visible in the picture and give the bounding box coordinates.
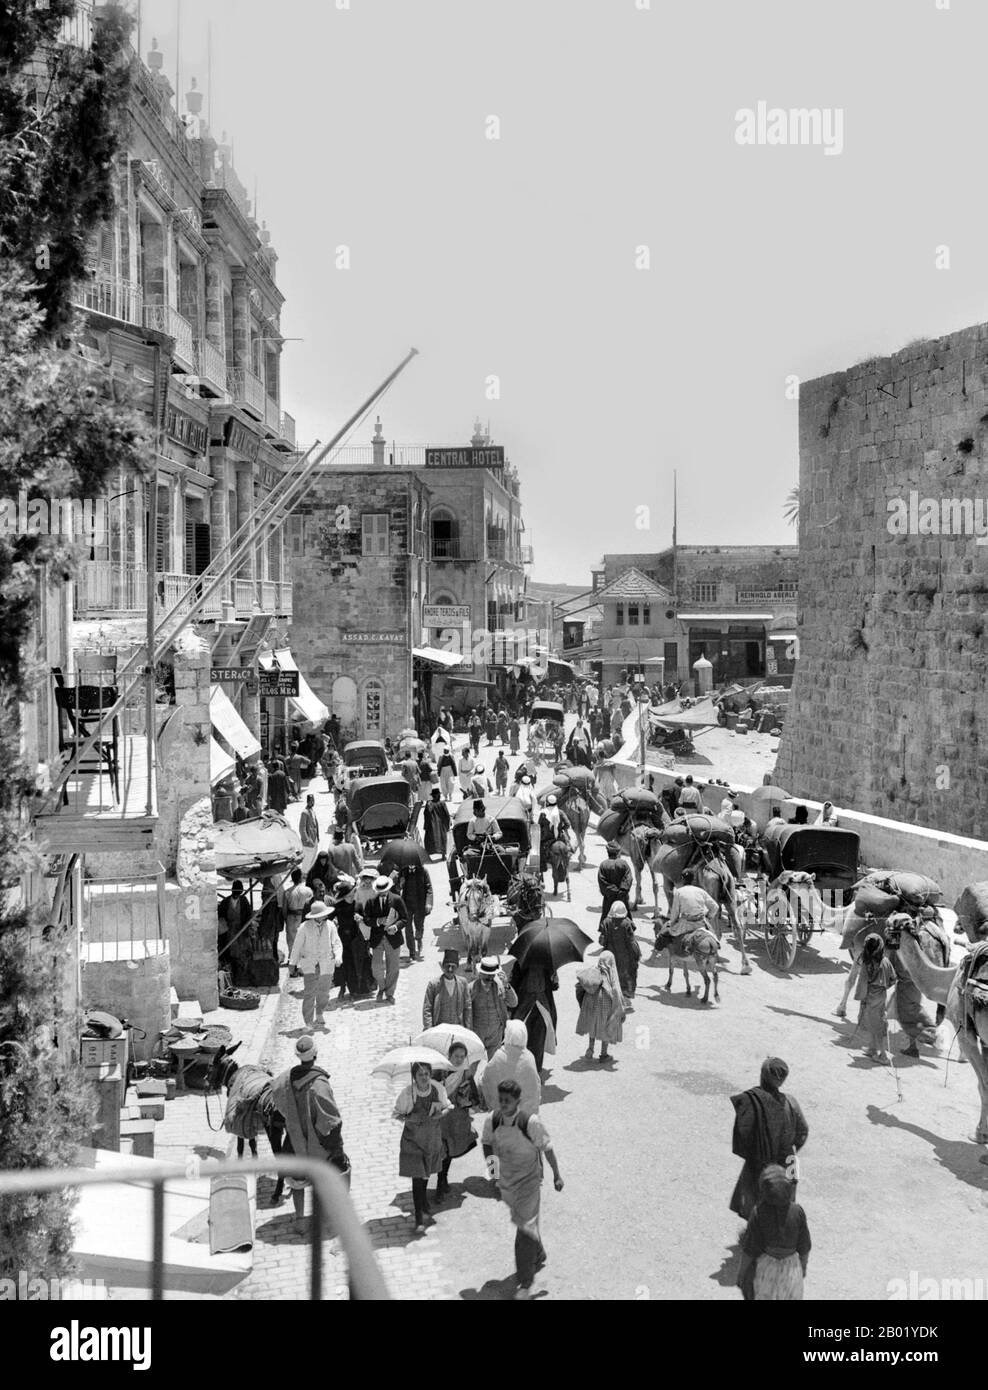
[332,676,357,739]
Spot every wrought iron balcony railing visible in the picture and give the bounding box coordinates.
[143,303,195,369]
[72,272,144,327]
[227,367,265,417]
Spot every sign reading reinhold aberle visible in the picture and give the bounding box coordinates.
[425,446,504,469]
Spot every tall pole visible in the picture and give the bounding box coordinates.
[175,0,181,106]
[207,20,212,130]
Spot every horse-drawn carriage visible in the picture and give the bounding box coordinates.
[756,824,862,969]
[347,773,417,852]
[342,739,390,781]
[527,700,565,764]
[452,795,532,895]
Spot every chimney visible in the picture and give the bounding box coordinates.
[372,416,386,468]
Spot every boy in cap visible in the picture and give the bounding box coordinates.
[270,1035,348,1234]
[422,950,472,1028]
[363,873,408,1003]
[289,901,343,1028]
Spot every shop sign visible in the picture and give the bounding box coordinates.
[258,670,300,697]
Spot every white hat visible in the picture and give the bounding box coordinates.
[357,867,377,880]
[373,874,392,892]
[305,901,334,922]
[546,794,557,805]
[479,956,501,976]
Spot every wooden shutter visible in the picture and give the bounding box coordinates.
[362,513,389,557]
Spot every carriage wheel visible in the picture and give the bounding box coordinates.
[765,893,798,970]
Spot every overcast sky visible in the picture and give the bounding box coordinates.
[139,0,988,580]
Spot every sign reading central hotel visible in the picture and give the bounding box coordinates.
[425,446,504,469]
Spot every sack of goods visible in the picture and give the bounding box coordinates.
[596,809,626,843]
[854,870,941,919]
[576,965,603,994]
[660,814,735,849]
[953,883,988,942]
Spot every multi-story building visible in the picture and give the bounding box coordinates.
[314,420,535,726]
[24,19,308,1054]
[593,544,799,689]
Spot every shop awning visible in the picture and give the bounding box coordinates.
[260,648,330,727]
[677,613,773,622]
[412,646,463,669]
[210,685,261,760]
[444,675,498,689]
[210,737,235,786]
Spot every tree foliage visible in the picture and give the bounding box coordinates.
[0,1,147,1288]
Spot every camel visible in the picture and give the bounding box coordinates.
[889,918,988,1150]
[662,926,722,1005]
[551,777,606,867]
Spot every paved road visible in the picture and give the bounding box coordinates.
[233,721,988,1301]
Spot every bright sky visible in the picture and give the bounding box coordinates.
[138,0,988,580]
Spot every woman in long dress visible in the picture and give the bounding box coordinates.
[436,1042,480,1200]
[392,1061,452,1232]
[576,950,626,1062]
[729,1057,809,1220]
[480,1019,541,1114]
[598,901,642,1002]
[736,1165,811,1301]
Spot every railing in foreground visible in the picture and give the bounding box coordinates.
[0,1157,389,1301]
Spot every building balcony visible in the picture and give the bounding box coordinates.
[264,395,281,434]
[34,669,158,854]
[277,581,293,617]
[56,2,94,52]
[259,579,276,613]
[177,206,204,239]
[277,412,296,451]
[234,578,255,619]
[74,562,148,618]
[432,538,465,560]
[195,338,227,398]
[143,303,195,371]
[227,367,265,419]
[72,271,143,327]
[157,572,224,620]
[520,543,534,565]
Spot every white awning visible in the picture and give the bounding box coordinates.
[272,648,329,728]
[412,646,463,669]
[210,737,235,786]
[210,686,261,760]
[768,632,797,642]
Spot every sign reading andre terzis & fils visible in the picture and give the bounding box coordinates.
[425,446,504,469]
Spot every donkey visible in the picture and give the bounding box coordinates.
[207,1042,287,1204]
[456,877,495,971]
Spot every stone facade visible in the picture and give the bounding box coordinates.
[289,468,430,741]
[775,321,988,839]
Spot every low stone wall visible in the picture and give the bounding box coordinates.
[608,757,988,903]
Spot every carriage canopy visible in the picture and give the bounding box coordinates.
[530,700,565,727]
[347,774,414,841]
[342,740,390,778]
[763,824,861,896]
[452,794,532,858]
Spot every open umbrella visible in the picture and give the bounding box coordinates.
[371,1045,452,1081]
[750,784,793,807]
[509,917,592,972]
[378,838,429,874]
[414,1025,486,1065]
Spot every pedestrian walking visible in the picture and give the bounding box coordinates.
[485,708,498,746]
[482,1018,542,1114]
[422,949,472,1027]
[565,717,593,768]
[393,1061,452,1232]
[398,751,421,798]
[469,956,518,1058]
[576,950,626,1062]
[282,868,313,974]
[736,1165,811,1301]
[468,764,493,800]
[508,716,521,755]
[267,759,290,813]
[493,750,510,794]
[457,748,476,798]
[854,931,897,1064]
[482,1079,564,1300]
[598,841,633,918]
[436,1042,480,1201]
[328,875,372,1002]
[256,759,269,809]
[423,786,452,857]
[512,962,558,1073]
[259,881,285,967]
[437,747,457,801]
[287,742,307,798]
[364,873,408,1004]
[306,851,337,895]
[598,900,641,1002]
[270,1035,350,1234]
[416,752,435,802]
[729,1057,809,1220]
[397,860,433,961]
[328,828,361,879]
[515,773,536,824]
[496,708,509,746]
[289,902,343,1029]
[298,793,320,873]
[467,711,482,754]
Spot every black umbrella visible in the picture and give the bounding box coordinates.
[378,839,430,873]
[509,917,592,972]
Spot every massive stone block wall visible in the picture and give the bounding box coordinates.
[775,322,988,839]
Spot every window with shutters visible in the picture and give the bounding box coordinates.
[155,483,171,572]
[287,515,305,557]
[627,604,640,626]
[615,603,624,626]
[362,513,389,557]
[642,605,651,626]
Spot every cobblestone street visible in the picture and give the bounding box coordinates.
[218,724,988,1301]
